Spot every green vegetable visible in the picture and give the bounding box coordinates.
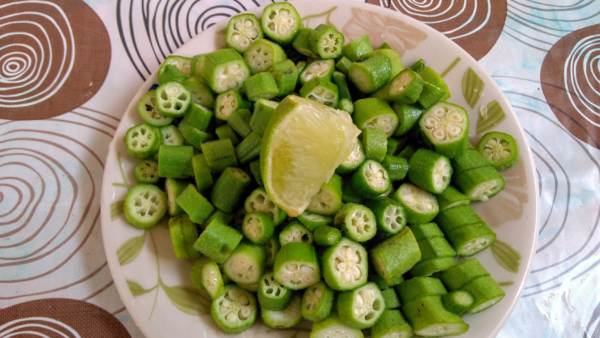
[235,132,262,164]
[361,128,388,162]
[408,148,452,194]
[183,76,215,109]
[363,49,403,80]
[267,59,299,97]
[157,145,194,178]
[392,103,422,137]
[201,48,250,93]
[215,125,240,146]
[380,287,401,309]
[366,197,407,236]
[387,68,423,105]
[461,275,505,313]
[321,238,368,290]
[201,260,226,299]
[310,24,345,59]
[177,121,213,150]
[125,123,161,159]
[402,296,469,336]
[258,270,293,311]
[274,242,321,290]
[337,282,385,329]
[341,35,373,62]
[398,144,419,160]
[310,312,364,338]
[371,309,413,338]
[336,140,365,175]
[353,98,398,137]
[393,183,440,224]
[442,291,474,315]
[265,235,281,267]
[137,90,173,127]
[260,2,303,46]
[298,211,334,232]
[244,72,280,101]
[300,77,339,107]
[176,184,214,224]
[134,159,159,184]
[124,184,167,229]
[314,225,342,246]
[157,65,188,85]
[242,212,274,245]
[293,28,320,59]
[244,188,287,226]
[453,166,505,202]
[169,215,195,259]
[227,108,252,138]
[191,154,213,192]
[410,59,426,73]
[279,221,314,246]
[211,285,257,334]
[334,203,377,242]
[300,59,335,85]
[159,125,184,146]
[193,218,243,263]
[336,56,353,75]
[348,54,391,94]
[476,131,520,171]
[249,160,264,187]
[223,241,267,285]
[250,99,279,137]
[436,186,470,211]
[200,139,238,173]
[214,88,251,121]
[302,281,335,321]
[155,81,192,117]
[371,227,421,284]
[419,102,469,159]
[381,155,410,181]
[226,13,263,53]
[211,167,251,213]
[262,294,303,329]
[307,174,343,216]
[165,178,187,216]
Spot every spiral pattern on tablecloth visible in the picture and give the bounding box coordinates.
[564,35,600,127]
[0,317,81,338]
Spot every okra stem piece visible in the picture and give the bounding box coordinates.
[125,124,161,159]
[351,159,391,198]
[300,59,335,85]
[134,159,159,184]
[215,125,240,146]
[274,242,321,290]
[436,186,470,211]
[258,270,293,311]
[298,211,334,232]
[314,225,342,246]
[371,227,421,284]
[321,238,369,290]
[388,68,423,104]
[310,24,345,59]
[279,221,314,246]
[393,183,440,224]
[337,282,385,329]
[201,260,226,299]
[137,90,173,127]
[211,167,251,213]
[250,99,279,137]
[461,275,505,313]
[193,219,243,263]
[408,148,452,194]
[348,54,391,94]
[165,178,187,216]
[160,125,184,146]
[176,184,215,224]
[381,155,410,181]
[334,203,377,242]
[242,212,275,244]
[310,312,364,338]
[453,166,505,201]
[293,28,320,59]
[361,128,388,163]
[419,102,469,159]
[392,103,423,137]
[223,241,267,285]
[336,57,352,75]
[244,188,288,225]
[268,59,299,97]
[192,154,213,192]
[226,13,263,53]
[200,139,239,173]
[262,294,303,329]
[265,235,281,267]
[371,309,413,338]
[235,132,262,164]
[476,131,520,171]
[381,288,401,309]
[211,284,257,334]
[260,2,302,46]
[366,197,407,236]
[202,48,250,94]
[214,88,251,121]
[401,296,469,336]
[341,35,373,62]
[442,290,474,315]
[302,281,335,321]
[307,174,343,216]
[300,77,339,107]
[336,140,366,175]
[354,98,398,137]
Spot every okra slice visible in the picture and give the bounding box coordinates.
[201,260,226,299]
[190,54,206,78]
[442,290,474,315]
[363,49,404,80]
[258,270,293,311]
[337,282,385,329]
[450,145,491,175]
[176,184,214,224]
[307,174,343,216]
[191,154,213,192]
[157,64,187,85]
[453,166,505,201]
[420,66,451,101]
[245,187,287,225]
[165,178,187,216]
[336,56,353,75]
[434,204,485,234]
[238,282,259,292]
[397,143,419,160]
[178,121,213,150]
[160,125,184,146]
[298,211,334,232]
[243,39,286,75]
[250,99,279,137]
[243,72,280,101]
[446,223,496,256]
[227,108,252,138]
[223,241,267,285]
[381,287,401,309]
[293,28,320,59]
[295,60,307,75]
[402,296,468,336]
[370,273,405,289]
[392,103,423,137]
[200,139,238,173]
[186,104,214,132]
[215,125,240,146]
[408,148,452,194]
[211,167,251,213]
[461,275,505,313]
[411,238,457,276]
[439,258,490,291]
[134,159,159,184]
[168,215,190,259]
[211,284,257,334]
[371,309,413,338]
[300,59,335,85]
[361,128,388,163]
[310,24,344,59]
[381,155,410,181]
[477,131,520,171]
[236,132,262,164]
[226,13,263,53]
[183,77,215,109]
[386,137,402,156]
[202,48,250,94]
[204,209,234,228]
[396,278,447,304]
[262,294,303,329]
[341,35,373,62]
[242,212,275,245]
[393,183,439,224]
[336,140,366,175]
[342,180,363,204]
[261,2,302,46]
[265,235,281,267]
[249,160,264,187]
[267,59,299,97]
[314,225,342,246]
[279,221,314,246]
[366,197,407,236]
[125,123,161,159]
[273,242,320,290]
[388,68,423,105]
[158,55,191,77]
[348,54,391,94]
[321,238,368,290]
[300,77,339,107]
[409,222,444,241]
[419,102,469,159]
[124,184,167,229]
[411,257,458,278]
[214,88,251,121]
[371,227,421,284]
[436,186,470,211]
[157,145,194,178]
[191,256,211,290]
[378,42,392,49]
[310,312,364,338]
[155,81,192,117]
[194,219,243,263]
[350,160,390,198]
[137,90,173,127]
[353,98,398,137]
[302,281,335,321]
[333,203,377,242]
[410,59,426,73]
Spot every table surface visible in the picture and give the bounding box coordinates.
[1,0,599,337]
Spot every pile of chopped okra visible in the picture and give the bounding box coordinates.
[122,2,521,337]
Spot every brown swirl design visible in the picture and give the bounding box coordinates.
[366,0,507,60]
[0,298,130,337]
[0,0,110,120]
[541,24,600,149]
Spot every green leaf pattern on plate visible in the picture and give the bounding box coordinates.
[117,230,147,265]
[111,200,124,221]
[477,100,506,135]
[492,240,522,273]
[499,281,514,287]
[127,279,157,296]
[159,279,212,316]
[462,67,484,108]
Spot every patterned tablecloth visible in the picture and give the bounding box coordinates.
[1,0,600,337]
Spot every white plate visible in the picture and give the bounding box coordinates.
[101,2,539,337]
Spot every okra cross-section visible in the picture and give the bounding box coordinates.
[300,77,339,107]
[202,48,250,94]
[242,212,275,245]
[273,242,320,290]
[302,281,335,321]
[408,148,453,194]
[321,238,368,290]
[353,98,399,137]
[337,282,385,329]
[125,123,161,159]
[211,284,257,334]
[226,13,263,53]
[336,140,365,175]
[134,159,159,184]
[350,160,391,198]
[244,188,287,225]
[243,39,287,75]
[124,184,167,229]
[260,2,302,46]
[366,197,407,236]
[156,81,192,117]
[258,270,293,311]
[310,24,345,59]
[137,90,173,127]
[334,203,377,242]
[307,174,343,216]
[262,294,303,329]
[419,102,469,159]
[476,131,520,171]
[393,183,440,224]
[279,221,314,246]
[215,89,250,121]
[223,241,267,285]
[300,59,335,85]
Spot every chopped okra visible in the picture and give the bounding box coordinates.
[226,14,263,53]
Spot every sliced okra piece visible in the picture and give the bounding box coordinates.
[177,120,213,150]
[235,132,262,164]
[226,13,263,53]
[381,287,401,309]
[124,184,167,229]
[418,80,448,109]
[371,309,413,338]
[439,258,490,290]
[190,54,206,78]
[381,155,410,181]
[300,59,335,85]
[168,215,190,259]
[334,203,377,242]
[410,256,457,278]
[165,178,188,216]
[392,103,423,137]
[194,218,243,263]
[160,125,184,146]
[242,212,275,244]
[362,49,404,80]
[298,211,334,232]
[434,204,485,234]
[461,275,505,313]
[155,81,192,117]
[200,139,239,173]
[211,167,251,213]
[361,128,388,163]
[420,66,451,101]
[337,98,354,115]
[396,276,448,303]
[211,284,257,334]
[371,227,421,284]
[370,273,405,290]
[176,184,215,224]
[191,154,213,192]
[419,102,469,159]
[341,35,373,62]
[302,281,334,321]
[402,296,468,336]
[158,55,191,77]
[262,294,303,329]
[250,99,278,137]
[180,213,201,258]
[477,131,520,171]
[157,64,187,85]
[410,59,426,73]
[293,28,319,59]
[310,311,364,338]
[267,60,299,97]
[265,235,281,267]
[279,220,314,246]
[204,210,234,229]
[453,166,505,201]
[386,137,402,156]
[414,237,457,265]
[446,222,496,256]
[332,71,353,111]
[202,48,250,94]
[451,145,491,176]
[183,77,215,109]
[348,54,391,94]
[227,108,252,138]
[388,68,424,104]
[300,77,339,107]
[354,98,398,137]
[436,186,470,211]
[223,241,267,285]
[249,160,264,187]
[238,282,259,292]
[442,290,474,315]
[274,242,321,290]
[337,282,385,329]
[295,60,307,75]
[137,90,173,127]
[201,260,226,299]
[314,225,342,246]
[336,56,353,75]
[378,42,392,49]
[409,222,444,241]
[397,143,419,160]
[366,197,407,236]
[393,183,440,224]
[336,140,365,175]
[243,72,280,101]
[307,174,343,216]
[350,160,391,198]
[322,238,368,290]
[134,159,159,184]
[258,270,293,311]
[125,123,161,159]
[243,39,286,74]
[310,24,344,59]
[191,256,211,290]
[215,124,240,146]
[371,83,391,102]
[341,180,363,204]
[244,188,287,226]
[157,145,193,178]
[408,148,452,194]
[214,88,251,121]
[261,2,302,45]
